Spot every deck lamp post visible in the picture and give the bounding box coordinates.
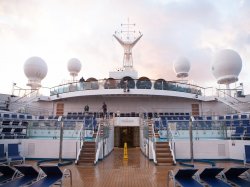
[58,116,64,163]
[189,116,195,162]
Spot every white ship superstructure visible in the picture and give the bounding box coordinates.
[0,22,250,169]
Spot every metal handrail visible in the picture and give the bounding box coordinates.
[75,125,84,164]
[94,122,102,164]
[150,120,157,164]
[167,126,176,165]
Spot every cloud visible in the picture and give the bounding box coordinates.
[0,0,249,94]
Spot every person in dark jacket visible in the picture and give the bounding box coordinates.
[102,102,107,118]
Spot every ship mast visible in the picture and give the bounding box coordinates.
[113,19,143,70]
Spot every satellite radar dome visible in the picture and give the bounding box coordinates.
[212,49,242,84]
[24,56,48,89]
[67,58,82,77]
[173,57,191,78]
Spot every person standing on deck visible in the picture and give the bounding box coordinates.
[84,104,89,115]
[5,97,10,111]
[102,102,107,118]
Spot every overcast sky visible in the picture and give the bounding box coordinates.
[0,0,249,95]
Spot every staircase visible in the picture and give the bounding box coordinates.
[77,141,96,165]
[155,142,174,165]
[215,91,250,113]
[77,119,106,166]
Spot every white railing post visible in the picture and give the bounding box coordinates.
[75,126,84,164]
[94,122,102,164]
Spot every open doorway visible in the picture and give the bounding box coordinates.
[114,127,139,148]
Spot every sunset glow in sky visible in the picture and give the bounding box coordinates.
[0,0,249,95]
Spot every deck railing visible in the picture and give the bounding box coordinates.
[94,122,102,164]
[75,125,85,164]
[49,78,204,97]
[167,125,177,165]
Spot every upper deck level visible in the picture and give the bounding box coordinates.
[49,78,209,100]
[47,77,248,104]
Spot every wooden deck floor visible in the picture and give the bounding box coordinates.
[22,147,245,187]
[58,147,245,187]
[73,147,175,187]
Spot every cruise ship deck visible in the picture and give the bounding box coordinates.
[1,11,250,187]
[22,147,244,187]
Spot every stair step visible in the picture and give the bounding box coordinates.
[81,150,95,154]
[80,152,95,157]
[82,147,95,150]
[83,145,96,148]
[157,162,174,166]
[156,144,170,149]
[155,144,169,147]
[156,148,170,153]
[81,152,95,155]
[77,162,94,166]
[78,157,95,162]
[83,146,96,149]
[156,152,172,157]
[78,160,94,164]
[156,143,169,145]
[156,142,169,144]
[78,158,95,162]
[84,142,96,145]
[157,158,173,163]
